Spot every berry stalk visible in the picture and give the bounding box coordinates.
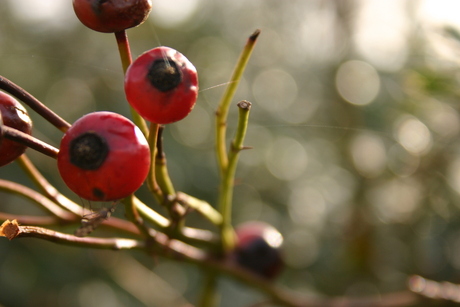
[154,126,176,197]
[146,122,163,202]
[114,30,149,136]
[0,76,71,132]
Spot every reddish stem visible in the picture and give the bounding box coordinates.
[2,125,59,159]
[0,75,71,132]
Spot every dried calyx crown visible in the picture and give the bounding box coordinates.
[69,132,108,170]
[147,58,182,92]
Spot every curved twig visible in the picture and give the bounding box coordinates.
[0,179,76,221]
[16,155,84,215]
[0,75,71,132]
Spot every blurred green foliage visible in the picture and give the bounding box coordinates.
[2,0,460,306]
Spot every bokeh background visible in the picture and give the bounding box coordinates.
[1,0,460,306]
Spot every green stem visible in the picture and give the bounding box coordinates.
[176,192,223,226]
[132,195,169,229]
[219,101,252,252]
[155,126,176,197]
[147,122,163,202]
[134,195,218,247]
[198,272,220,307]
[215,29,260,175]
[114,30,149,137]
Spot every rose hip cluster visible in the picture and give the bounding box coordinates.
[56,1,199,201]
[0,2,198,202]
[0,0,284,283]
[234,222,284,279]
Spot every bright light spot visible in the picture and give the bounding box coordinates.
[263,227,283,249]
[284,230,318,268]
[424,101,460,138]
[368,178,422,223]
[8,0,75,30]
[395,116,432,155]
[354,0,409,71]
[252,69,298,115]
[317,166,356,206]
[265,136,307,181]
[387,144,420,177]
[336,60,380,106]
[298,2,343,64]
[447,157,460,195]
[78,280,119,307]
[15,106,32,127]
[417,0,460,64]
[288,183,326,229]
[150,0,202,28]
[349,132,387,178]
[45,78,95,123]
[171,105,211,148]
[418,0,460,28]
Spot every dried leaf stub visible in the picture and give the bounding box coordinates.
[0,219,20,240]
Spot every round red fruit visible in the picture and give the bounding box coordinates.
[0,91,32,167]
[124,46,199,124]
[234,221,284,279]
[57,111,150,201]
[73,0,152,33]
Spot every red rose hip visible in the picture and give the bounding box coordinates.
[124,46,199,124]
[57,111,150,201]
[234,221,284,279]
[73,0,152,33]
[0,91,32,167]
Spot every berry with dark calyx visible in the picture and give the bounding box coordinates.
[124,46,199,124]
[57,111,150,201]
[73,0,152,33]
[233,221,284,279]
[0,91,32,167]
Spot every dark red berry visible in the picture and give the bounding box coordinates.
[124,46,199,124]
[0,91,32,167]
[57,111,150,201]
[234,222,284,279]
[73,0,152,33]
